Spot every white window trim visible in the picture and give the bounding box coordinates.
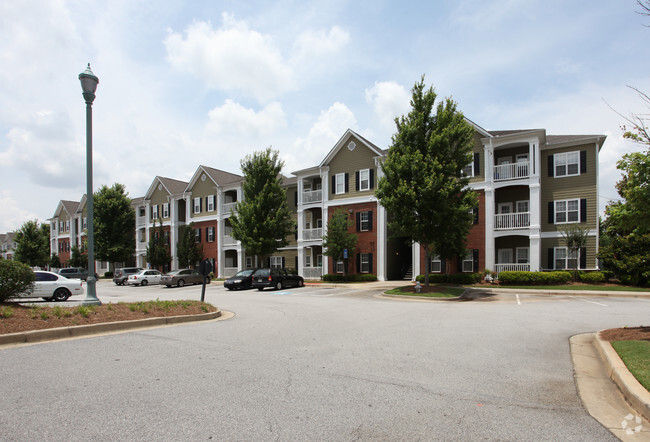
[430,255,442,273]
[462,250,473,273]
[516,247,529,264]
[553,247,579,270]
[207,195,215,212]
[162,203,169,219]
[359,169,370,191]
[554,151,580,177]
[207,227,215,242]
[246,257,253,268]
[360,253,370,273]
[554,199,580,224]
[152,205,159,220]
[270,256,283,269]
[335,173,345,195]
[461,162,474,177]
[336,260,344,273]
[360,211,370,231]
[516,200,529,213]
[193,197,201,214]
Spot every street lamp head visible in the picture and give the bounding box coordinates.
[79,63,99,103]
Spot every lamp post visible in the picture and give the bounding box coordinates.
[79,63,101,306]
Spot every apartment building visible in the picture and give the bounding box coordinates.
[0,232,16,260]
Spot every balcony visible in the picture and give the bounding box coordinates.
[302,189,322,204]
[223,234,237,246]
[302,266,323,280]
[494,212,530,230]
[222,202,237,215]
[303,228,322,241]
[495,263,530,275]
[493,162,530,181]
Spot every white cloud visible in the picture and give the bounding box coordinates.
[206,100,287,136]
[164,14,295,103]
[365,81,411,128]
[0,190,38,232]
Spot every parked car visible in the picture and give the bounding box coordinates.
[57,267,98,281]
[224,269,257,290]
[113,267,143,285]
[252,268,304,291]
[161,269,207,287]
[9,271,85,302]
[127,269,162,286]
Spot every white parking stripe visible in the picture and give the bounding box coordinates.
[516,294,522,305]
[568,296,608,307]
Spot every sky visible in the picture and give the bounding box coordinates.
[1,0,649,233]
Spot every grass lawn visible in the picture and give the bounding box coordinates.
[384,286,465,298]
[490,284,650,292]
[611,340,650,391]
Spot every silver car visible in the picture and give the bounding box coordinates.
[126,269,162,286]
[161,269,207,287]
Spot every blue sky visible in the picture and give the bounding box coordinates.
[1,0,648,232]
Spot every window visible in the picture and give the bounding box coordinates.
[193,197,201,214]
[554,247,578,270]
[335,173,345,195]
[554,151,580,177]
[359,169,370,191]
[360,211,370,231]
[461,162,473,177]
[83,217,87,229]
[430,255,442,273]
[246,257,253,268]
[317,254,323,268]
[207,227,215,242]
[555,199,579,224]
[163,231,170,245]
[516,200,529,213]
[162,203,169,218]
[195,228,201,243]
[462,250,473,272]
[59,221,64,233]
[139,207,145,217]
[207,195,215,212]
[152,205,159,220]
[305,255,311,267]
[516,248,529,264]
[336,260,344,273]
[270,256,283,268]
[360,253,370,273]
[65,220,70,232]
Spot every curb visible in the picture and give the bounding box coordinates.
[378,293,462,301]
[594,331,650,422]
[0,310,221,347]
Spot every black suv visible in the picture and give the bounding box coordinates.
[113,267,143,285]
[252,268,304,291]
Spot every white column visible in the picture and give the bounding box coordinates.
[484,141,494,183]
[144,203,151,267]
[170,198,178,270]
[412,241,421,281]
[217,219,224,278]
[529,182,541,271]
[376,203,387,281]
[485,188,495,271]
[237,247,243,272]
[529,235,541,272]
[298,246,304,277]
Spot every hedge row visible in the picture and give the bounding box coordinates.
[415,273,482,285]
[322,273,378,282]
[498,271,572,285]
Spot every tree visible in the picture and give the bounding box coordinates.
[559,224,590,281]
[177,223,203,268]
[376,76,477,286]
[49,253,61,269]
[146,220,170,270]
[322,208,358,278]
[230,147,295,265]
[14,220,50,267]
[68,244,88,268]
[94,183,136,270]
[0,260,35,302]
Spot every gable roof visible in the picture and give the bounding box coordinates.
[185,165,243,191]
[52,200,80,218]
[319,129,385,168]
[144,176,189,200]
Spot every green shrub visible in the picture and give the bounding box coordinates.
[322,273,378,282]
[578,271,605,284]
[601,270,615,282]
[415,274,448,283]
[0,260,35,302]
[415,273,481,284]
[498,271,572,285]
[104,271,113,278]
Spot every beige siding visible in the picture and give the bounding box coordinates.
[541,143,598,232]
[189,176,218,219]
[328,135,378,200]
[149,186,170,221]
[541,236,598,270]
[271,249,298,270]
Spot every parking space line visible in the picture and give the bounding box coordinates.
[568,296,608,307]
[516,294,522,305]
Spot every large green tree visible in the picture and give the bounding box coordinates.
[230,147,295,265]
[68,244,88,269]
[14,220,50,267]
[376,76,477,286]
[322,208,358,277]
[176,223,203,268]
[146,220,170,270]
[94,183,136,270]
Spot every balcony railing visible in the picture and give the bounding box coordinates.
[495,263,530,275]
[493,162,530,181]
[303,228,323,241]
[136,215,147,227]
[223,234,237,246]
[494,212,530,230]
[302,189,322,204]
[222,202,237,215]
[302,267,323,279]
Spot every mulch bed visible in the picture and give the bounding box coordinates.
[599,326,650,342]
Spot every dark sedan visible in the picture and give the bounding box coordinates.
[252,268,304,291]
[224,269,257,290]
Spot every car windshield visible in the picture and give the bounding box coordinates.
[255,269,270,277]
[235,270,254,277]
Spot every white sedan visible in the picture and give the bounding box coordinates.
[127,269,162,286]
[11,271,85,302]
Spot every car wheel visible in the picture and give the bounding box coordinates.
[141,279,148,286]
[257,287,264,291]
[166,285,172,288]
[53,288,70,302]
[275,281,283,290]
[227,287,233,291]
[177,279,185,287]
[298,279,304,287]
[42,297,54,302]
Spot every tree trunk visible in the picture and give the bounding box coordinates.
[423,245,431,287]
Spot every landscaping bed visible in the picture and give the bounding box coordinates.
[0,300,216,335]
[600,326,650,392]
